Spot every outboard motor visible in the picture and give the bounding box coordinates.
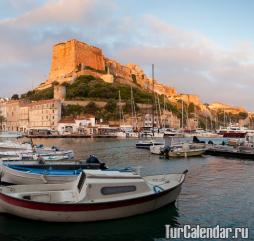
[161,146,172,158]
[85,155,107,170]
[193,136,205,144]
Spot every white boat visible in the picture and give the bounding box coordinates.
[0,149,74,161]
[0,141,32,150]
[150,144,164,154]
[136,140,164,149]
[0,132,23,138]
[0,164,78,184]
[163,143,206,158]
[164,129,184,138]
[0,169,187,222]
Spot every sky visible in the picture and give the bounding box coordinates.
[1,0,254,110]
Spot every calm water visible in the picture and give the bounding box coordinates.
[1,138,254,241]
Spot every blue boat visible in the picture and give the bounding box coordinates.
[0,155,108,185]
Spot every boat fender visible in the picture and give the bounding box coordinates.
[153,185,164,193]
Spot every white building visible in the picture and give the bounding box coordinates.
[57,115,96,134]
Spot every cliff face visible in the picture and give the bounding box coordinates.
[209,102,246,114]
[35,39,248,116]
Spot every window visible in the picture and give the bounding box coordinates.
[101,186,136,195]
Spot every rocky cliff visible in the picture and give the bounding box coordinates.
[36,39,249,116]
[37,39,176,98]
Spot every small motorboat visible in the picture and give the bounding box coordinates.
[0,169,187,222]
[162,143,206,158]
[205,144,254,159]
[0,155,107,184]
[0,141,32,150]
[136,140,164,149]
[150,144,165,154]
[0,132,23,138]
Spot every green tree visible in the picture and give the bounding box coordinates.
[188,103,195,114]
[84,102,98,114]
[238,112,248,119]
[11,94,19,100]
[105,99,117,113]
[62,104,84,117]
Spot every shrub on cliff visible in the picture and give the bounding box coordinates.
[21,87,53,101]
[65,75,154,103]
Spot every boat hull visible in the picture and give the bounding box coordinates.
[0,184,182,222]
[0,165,78,184]
[205,149,254,159]
[167,149,205,157]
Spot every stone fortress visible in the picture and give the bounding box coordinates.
[36,39,248,115]
[37,39,177,99]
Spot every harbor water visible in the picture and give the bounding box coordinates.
[0,138,254,241]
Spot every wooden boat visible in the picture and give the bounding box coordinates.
[0,169,187,222]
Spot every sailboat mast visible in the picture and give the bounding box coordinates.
[152,64,155,136]
[181,99,184,129]
[163,95,166,128]
[130,86,137,130]
[223,109,226,127]
[118,90,121,126]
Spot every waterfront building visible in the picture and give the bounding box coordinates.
[57,115,96,134]
[144,111,180,129]
[28,99,62,131]
[5,100,20,131]
[0,100,7,131]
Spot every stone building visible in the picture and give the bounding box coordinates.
[28,99,61,130]
[37,39,177,100]
[5,100,20,131]
[0,100,7,130]
[18,103,29,132]
[143,111,180,129]
[54,85,66,101]
[48,39,105,83]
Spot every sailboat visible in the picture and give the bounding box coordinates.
[116,90,127,138]
[136,64,164,148]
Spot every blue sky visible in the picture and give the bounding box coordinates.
[0,0,254,110]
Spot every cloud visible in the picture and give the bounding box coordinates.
[0,0,254,111]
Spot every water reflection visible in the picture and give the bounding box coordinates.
[0,204,180,241]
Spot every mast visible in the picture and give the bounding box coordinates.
[152,64,155,136]
[118,90,124,126]
[223,109,226,127]
[131,86,137,130]
[205,114,208,131]
[181,99,184,129]
[163,95,166,128]
[157,94,162,128]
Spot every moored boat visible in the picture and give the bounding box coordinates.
[205,145,254,159]
[0,169,187,222]
[162,143,206,158]
[136,140,164,149]
[0,141,32,150]
[0,155,107,184]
